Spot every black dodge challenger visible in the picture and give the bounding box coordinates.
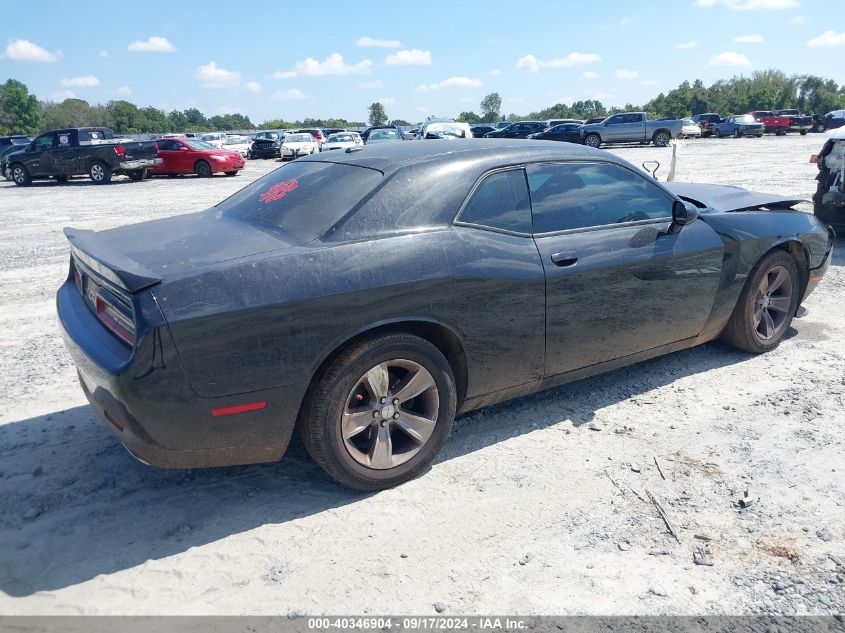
[58,140,834,490]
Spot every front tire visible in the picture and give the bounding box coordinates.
[194,160,213,178]
[89,161,112,184]
[720,251,800,354]
[299,333,457,491]
[583,134,601,149]
[11,163,31,186]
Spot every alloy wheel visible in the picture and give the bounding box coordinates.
[91,164,105,181]
[13,167,26,184]
[341,359,440,470]
[753,265,793,341]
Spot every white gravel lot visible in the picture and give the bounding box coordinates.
[0,135,842,616]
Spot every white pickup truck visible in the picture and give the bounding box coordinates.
[579,112,684,148]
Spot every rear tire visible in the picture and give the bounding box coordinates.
[583,134,601,149]
[734,130,742,139]
[299,332,457,491]
[89,161,112,184]
[720,250,800,354]
[11,163,31,186]
[194,160,213,178]
[653,131,671,147]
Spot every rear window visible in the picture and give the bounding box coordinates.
[218,161,382,243]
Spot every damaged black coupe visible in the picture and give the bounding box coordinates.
[58,140,834,490]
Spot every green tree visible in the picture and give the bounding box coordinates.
[480,92,502,121]
[457,111,481,124]
[0,79,42,135]
[389,118,411,126]
[183,107,208,128]
[368,102,387,126]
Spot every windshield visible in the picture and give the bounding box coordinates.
[218,161,382,242]
[186,140,215,150]
[224,137,246,144]
[328,134,354,143]
[737,115,756,123]
[285,134,311,143]
[368,130,400,141]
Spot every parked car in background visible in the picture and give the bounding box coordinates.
[584,116,606,124]
[323,128,347,137]
[402,128,419,140]
[484,121,548,139]
[714,114,765,138]
[692,113,723,137]
[680,118,703,138]
[580,112,683,148]
[199,132,229,148]
[157,133,187,140]
[361,125,405,143]
[811,128,845,231]
[1,135,31,180]
[470,125,496,138]
[750,111,789,135]
[544,118,584,128]
[322,132,363,151]
[527,123,583,144]
[222,135,252,157]
[184,132,202,139]
[56,140,832,491]
[294,128,326,147]
[366,128,403,144]
[776,109,812,135]
[281,132,319,159]
[817,110,845,132]
[6,127,161,186]
[417,117,473,139]
[149,138,243,177]
[250,132,282,159]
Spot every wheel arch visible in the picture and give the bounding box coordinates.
[652,128,672,140]
[772,238,811,301]
[300,318,469,417]
[194,158,211,170]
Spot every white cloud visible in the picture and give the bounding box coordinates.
[708,51,750,66]
[274,88,306,101]
[3,39,60,62]
[490,68,502,76]
[127,36,175,53]
[115,86,133,96]
[694,0,798,10]
[790,14,806,24]
[674,40,698,49]
[355,36,401,48]
[50,90,75,101]
[376,96,396,106]
[358,79,384,90]
[196,61,241,88]
[807,30,845,47]
[614,69,639,80]
[384,49,431,66]
[271,53,372,78]
[582,71,600,79]
[734,34,764,43]
[416,76,482,92]
[61,75,100,88]
[244,81,262,93]
[516,52,601,72]
[99,50,109,58]
[641,80,659,86]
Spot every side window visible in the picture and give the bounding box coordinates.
[625,113,644,123]
[606,115,623,125]
[57,133,71,147]
[459,169,532,234]
[33,134,55,151]
[158,140,178,151]
[527,162,674,233]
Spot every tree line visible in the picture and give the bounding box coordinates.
[2,70,844,136]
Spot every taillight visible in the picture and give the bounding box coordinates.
[95,292,135,346]
[114,145,125,157]
[74,267,83,294]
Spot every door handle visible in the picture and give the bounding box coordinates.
[551,251,578,267]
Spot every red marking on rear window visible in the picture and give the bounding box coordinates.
[259,179,298,203]
[211,401,267,417]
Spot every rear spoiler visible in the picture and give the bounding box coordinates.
[64,227,161,293]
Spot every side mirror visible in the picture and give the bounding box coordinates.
[603,120,609,126]
[670,200,699,233]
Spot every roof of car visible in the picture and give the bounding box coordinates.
[297,138,619,174]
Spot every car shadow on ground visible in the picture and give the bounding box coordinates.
[0,338,767,598]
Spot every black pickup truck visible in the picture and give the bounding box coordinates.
[776,110,813,135]
[4,127,161,186]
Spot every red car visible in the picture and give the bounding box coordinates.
[149,138,244,177]
[750,111,790,136]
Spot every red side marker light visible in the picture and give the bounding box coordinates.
[211,401,267,417]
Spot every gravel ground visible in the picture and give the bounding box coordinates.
[0,135,843,615]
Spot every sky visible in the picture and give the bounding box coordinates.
[1,0,843,124]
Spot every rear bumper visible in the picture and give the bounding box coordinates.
[57,280,301,469]
[119,158,163,171]
[210,157,244,173]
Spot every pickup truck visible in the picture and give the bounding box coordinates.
[4,127,161,186]
[750,111,789,135]
[776,109,812,135]
[579,112,683,148]
[811,128,845,231]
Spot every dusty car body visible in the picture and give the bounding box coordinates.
[57,140,833,490]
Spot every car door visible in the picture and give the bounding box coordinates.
[28,132,58,176]
[52,130,78,175]
[527,161,725,377]
[156,139,183,173]
[624,113,646,140]
[601,114,626,141]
